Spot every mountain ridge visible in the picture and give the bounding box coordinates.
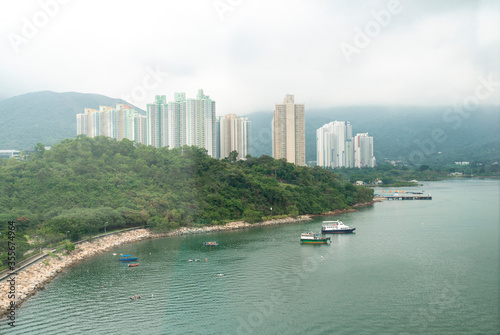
[0,91,498,164]
[0,91,144,150]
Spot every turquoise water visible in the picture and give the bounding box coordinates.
[1,179,499,334]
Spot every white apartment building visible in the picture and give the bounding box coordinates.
[316,121,353,168]
[353,132,375,168]
[146,90,217,157]
[146,95,168,148]
[77,104,146,144]
[217,114,251,160]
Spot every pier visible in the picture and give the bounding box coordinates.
[375,191,432,200]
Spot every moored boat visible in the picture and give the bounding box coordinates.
[321,220,356,234]
[300,232,331,244]
[119,256,138,262]
[204,241,219,246]
[128,263,139,267]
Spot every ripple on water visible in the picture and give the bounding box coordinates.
[1,180,499,334]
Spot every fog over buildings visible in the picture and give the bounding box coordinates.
[0,0,498,115]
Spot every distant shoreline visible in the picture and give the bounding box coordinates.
[0,203,374,319]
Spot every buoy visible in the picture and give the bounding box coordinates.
[205,258,208,262]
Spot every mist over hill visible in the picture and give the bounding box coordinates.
[0,91,144,150]
[248,106,500,165]
[0,91,498,165]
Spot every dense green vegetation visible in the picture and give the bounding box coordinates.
[0,136,373,267]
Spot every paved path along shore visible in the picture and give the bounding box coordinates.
[0,215,314,318]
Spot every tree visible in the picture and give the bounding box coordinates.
[419,165,430,171]
[33,142,46,160]
[228,150,239,163]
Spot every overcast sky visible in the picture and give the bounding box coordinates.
[0,0,499,115]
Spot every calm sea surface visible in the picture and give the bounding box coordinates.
[1,179,499,334]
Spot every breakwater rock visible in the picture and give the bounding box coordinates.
[151,215,312,237]
[0,229,152,318]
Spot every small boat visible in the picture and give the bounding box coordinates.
[119,256,138,262]
[128,263,139,267]
[300,232,331,244]
[203,241,219,246]
[321,220,356,234]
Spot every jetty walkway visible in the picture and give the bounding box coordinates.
[375,193,432,200]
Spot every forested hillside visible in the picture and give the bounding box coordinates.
[0,136,372,263]
[0,91,144,150]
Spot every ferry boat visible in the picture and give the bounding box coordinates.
[300,232,331,244]
[321,220,356,234]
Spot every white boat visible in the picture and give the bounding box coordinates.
[321,220,356,234]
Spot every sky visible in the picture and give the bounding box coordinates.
[0,0,499,115]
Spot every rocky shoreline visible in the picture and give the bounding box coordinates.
[0,202,379,318]
[0,215,315,318]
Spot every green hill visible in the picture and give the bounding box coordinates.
[0,91,144,150]
[0,136,373,264]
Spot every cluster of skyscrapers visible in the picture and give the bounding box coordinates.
[77,91,374,167]
[271,94,375,168]
[316,121,375,168]
[76,89,251,159]
[76,104,147,144]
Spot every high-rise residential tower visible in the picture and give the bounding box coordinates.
[217,114,251,160]
[145,90,217,157]
[272,94,305,166]
[197,89,216,158]
[316,121,353,168]
[353,133,375,168]
[146,95,168,148]
[77,104,146,144]
[317,121,375,168]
